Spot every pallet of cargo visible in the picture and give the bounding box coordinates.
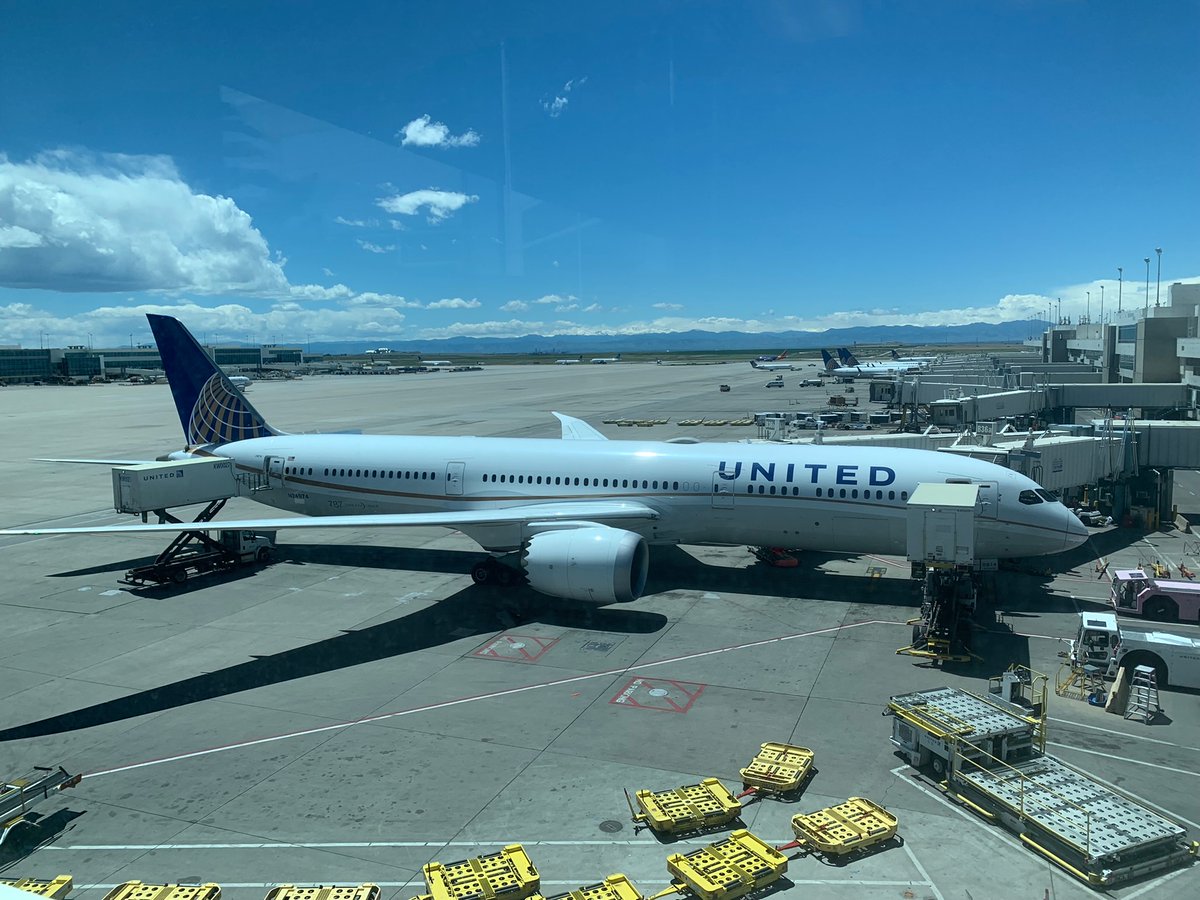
[265,887,380,900]
[782,797,897,858]
[738,742,814,795]
[628,778,742,834]
[665,830,787,900]
[423,844,540,900]
[102,882,221,900]
[544,874,645,900]
[0,875,74,899]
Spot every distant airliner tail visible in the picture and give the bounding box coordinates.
[147,314,279,446]
[820,349,837,371]
[837,348,862,367]
[778,350,789,359]
[750,360,760,369]
[890,349,900,360]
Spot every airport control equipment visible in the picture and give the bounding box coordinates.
[886,671,1198,886]
[0,876,73,898]
[1,767,80,847]
[1062,611,1200,690]
[1110,568,1200,622]
[778,797,897,859]
[101,883,221,900]
[665,830,787,900]
[897,483,982,663]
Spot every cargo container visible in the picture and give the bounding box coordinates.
[112,458,237,514]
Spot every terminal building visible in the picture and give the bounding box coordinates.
[0,343,305,384]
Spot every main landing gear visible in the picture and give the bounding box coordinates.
[471,556,524,588]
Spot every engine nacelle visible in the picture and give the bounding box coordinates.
[522,526,649,604]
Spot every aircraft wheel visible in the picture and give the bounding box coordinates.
[471,559,497,586]
[171,568,188,585]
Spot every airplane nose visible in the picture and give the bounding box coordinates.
[1064,509,1090,549]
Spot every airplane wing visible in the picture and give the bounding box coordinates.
[33,458,162,465]
[552,412,608,440]
[0,500,658,537]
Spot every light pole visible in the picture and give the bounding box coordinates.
[1155,247,1162,306]
[1100,284,1105,323]
[1118,266,1123,313]
[1144,257,1150,311]
[1086,291,1091,322]
[87,332,93,350]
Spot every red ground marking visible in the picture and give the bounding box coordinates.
[472,633,559,663]
[609,676,706,713]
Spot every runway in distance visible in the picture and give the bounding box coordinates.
[0,315,1088,606]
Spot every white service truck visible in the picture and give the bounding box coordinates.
[1067,611,1200,689]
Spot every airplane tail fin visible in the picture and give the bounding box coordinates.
[147,314,279,446]
[838,348,861,366]
[820,349,837,370]
[778,350,789,359]
[750,360,760,368]
[890,349,900,360]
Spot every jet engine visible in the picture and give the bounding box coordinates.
[522,526,649,604]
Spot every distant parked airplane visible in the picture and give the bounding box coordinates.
[755,350,790,362]
[590,355,622,364]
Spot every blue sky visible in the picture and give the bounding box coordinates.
[1,1,1197,348]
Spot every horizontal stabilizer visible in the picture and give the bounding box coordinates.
[552,412,608,440]
[0,501,659,537]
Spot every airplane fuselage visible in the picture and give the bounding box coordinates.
[206,434,1082,558]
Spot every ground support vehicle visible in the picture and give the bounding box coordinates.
[777,797,897,860]
[1,767,80,848]
[886,670,1197,886]
[737,742,815,797]
[0,876,73,898]
[101,883,221,900]
[665,831,787,900]
[896,483,984,664]
[1110,568,1200,622]
[422,844,540,900]
[265,888,379,900]
[1061,611,1200,690]
[121,512,275,587]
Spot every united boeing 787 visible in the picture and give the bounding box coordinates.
[0,315,1088,605]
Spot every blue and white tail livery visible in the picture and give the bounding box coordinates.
[147,314,278,446]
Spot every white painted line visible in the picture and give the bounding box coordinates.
[48,838,748,850]
[1048,715,1200,752]
[901,842,945,900]
[86,618,906,779]
[1046,741,1200,779]
[1122,866,1191,900]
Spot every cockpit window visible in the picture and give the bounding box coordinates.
[1018,490,1043,505]
[1035,489,1059,503]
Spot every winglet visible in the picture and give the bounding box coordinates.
[552,412,608,440]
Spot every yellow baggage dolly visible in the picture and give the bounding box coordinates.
[625,779,742,835]
[665,830,787,900]
[265,887,380,900]
[423,844,540,900]
[777,797,897,859]
[737,742,815,799]
[0,875,74,899]
[102,883,221,900]
[544,874,645,900]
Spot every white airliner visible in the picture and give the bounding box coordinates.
[555,359,582,365]
[749,359,796,372]
[0,315,1087,606]
[423,359,453,367]
[228,375,251,389]
[821,349,922,378]
[590,355,621,364]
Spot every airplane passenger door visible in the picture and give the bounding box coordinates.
[976,481,998,518]
[445,461,465,496]
[265,455,285,486]
[712,472,735,509]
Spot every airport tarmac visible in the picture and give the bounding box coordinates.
[2,363,1199,900]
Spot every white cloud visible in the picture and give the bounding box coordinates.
[541,76,588,118]
[356,239,395,254]
[555,302,578,312]
[335,215,378,227]
[398,115,480,148]
[376,189,479,223]
[426,297,481,309]
[342,292,422,309]
[500,300,528,312]
[322,267,335,277]
[531,293,575,305]
[652,302,683,311]
[582,303,602,312]
[0,224,44,248]
[0,150,290,295]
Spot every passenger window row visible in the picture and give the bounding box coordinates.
[481,474,686,490]
[317,467,438,480]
